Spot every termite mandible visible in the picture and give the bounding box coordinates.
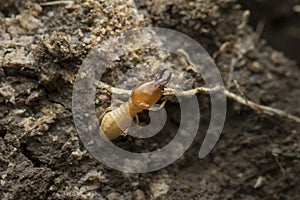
[100,69,172,140]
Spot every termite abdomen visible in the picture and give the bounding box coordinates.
[100,99,142,140]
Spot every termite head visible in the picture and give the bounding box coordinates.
[131,69,172,109]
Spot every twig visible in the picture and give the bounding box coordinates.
[237,10,250,30]
[39,1,73,6]
[163,86,223,96]
[223,90,300,123]
[233,79,248,102]
[256,20,266,40]
[98,81,300,124]
[97,81,131,96]
[176,49,198,73]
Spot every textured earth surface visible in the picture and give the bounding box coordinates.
[0,0,299,199]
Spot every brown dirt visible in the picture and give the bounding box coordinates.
[0,0,299,199]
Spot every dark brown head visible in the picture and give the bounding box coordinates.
[131,69,172,109]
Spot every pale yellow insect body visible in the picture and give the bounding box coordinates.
[99,70,171,140]
[100,99,142,140]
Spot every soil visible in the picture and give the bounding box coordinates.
[238,0,300,65]
[0,0,299,199]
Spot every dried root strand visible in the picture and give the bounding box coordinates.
[166,87,300,123]
[39,1,73,6]
[223,90,300,123]
[98,81,300,124]
[97,81,131,96]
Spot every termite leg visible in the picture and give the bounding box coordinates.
[134,115,140,126]
[149,96,172,111]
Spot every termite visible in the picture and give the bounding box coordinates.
[99,70,172,140]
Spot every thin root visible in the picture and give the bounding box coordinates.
[98,81,300,124]
[39,1,73,6]
[98,81,131,96]
[134,115,140,125]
